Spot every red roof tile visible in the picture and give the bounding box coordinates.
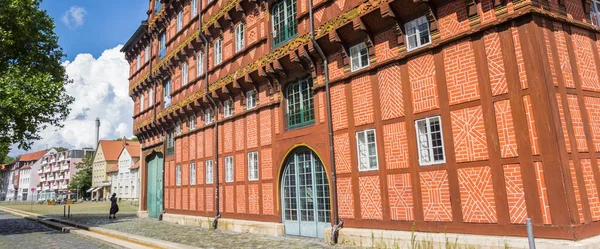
[107,163,119,173]
[18,150,47,162]
[130,160,140,169]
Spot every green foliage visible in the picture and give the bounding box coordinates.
[2,155,14,164]
[54,147,68,152]
[115,136,138,141]
[68,156,93,197]
[0,0,74,159]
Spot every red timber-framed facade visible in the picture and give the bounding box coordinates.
[123,0,600,242]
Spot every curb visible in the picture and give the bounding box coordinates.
[0,206,200,249]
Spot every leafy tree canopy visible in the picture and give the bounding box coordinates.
[0,0,74,159]
[2,155,15,164]
[115,136,138,141]
[68,156,92,198]
[55,147,68,152]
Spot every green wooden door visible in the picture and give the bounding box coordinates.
[147,153,164,218]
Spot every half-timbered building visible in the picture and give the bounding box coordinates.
[123,0,600,244]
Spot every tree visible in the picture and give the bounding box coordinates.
[68,156,93,198]
[55,147,68,152]
[0,0,74,160]
[2,155,14,164]
[115,136,138,141]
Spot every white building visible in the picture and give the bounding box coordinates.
[11,150,48,201]
[108,145,140,200]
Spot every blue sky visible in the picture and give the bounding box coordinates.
[9,1,148,156]
[41,0,149,61]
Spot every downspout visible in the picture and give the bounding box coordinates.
[197,1,221,229]
[308,0,342,243]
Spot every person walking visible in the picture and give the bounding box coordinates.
[109,193,119,219]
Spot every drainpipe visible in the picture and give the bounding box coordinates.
[198,1,221,229]
[308,0,342,243]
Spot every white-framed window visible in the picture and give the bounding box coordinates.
[224,100,233,117]
[214,38,222,65]
[246,90,256,110]
[163,78,171,107]
[159,31,166,59]
[176,120,182,135]
[593,0,600,26]
[190,163,196,185]
[416,116,445,166]
[205,108,213,124]
[176,165,181,186]
[350,42,369,72]
[225,156,234,182]
[177,10,183,31]
[235,22,245,52]
[148,88,153,105]
[206,160,214,184]
[140,93,145,111]
[405,16,431,51]
[356,129,378,171]
[248,151,259,181]
[145,46,149,62]
[197,52,204,76]
[137,54,141,71]
[181,62,188,86]
[191,0,198,17]
[189,113,196,130]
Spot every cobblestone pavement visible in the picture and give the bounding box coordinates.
[55,213,361,249]
[0,212,117,249]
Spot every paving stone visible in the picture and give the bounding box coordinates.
[54,213,361,249]
[0,212,118,249]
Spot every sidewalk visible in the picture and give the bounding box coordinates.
[0,206,197,249]
[52,213,351,249]
[0,206,354,249]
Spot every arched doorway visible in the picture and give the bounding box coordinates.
[281,148,331,238]
[146,152,164,218]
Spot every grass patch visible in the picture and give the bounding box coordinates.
[0,201,138,215]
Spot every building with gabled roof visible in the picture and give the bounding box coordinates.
[91,139,140,200]
[107,140,142,200]
[12,149,48,201]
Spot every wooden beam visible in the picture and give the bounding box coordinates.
[353,17,373,47]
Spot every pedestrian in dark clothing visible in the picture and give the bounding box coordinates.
[109,193,119,219]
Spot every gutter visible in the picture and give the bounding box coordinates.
[308,0,342,243]
[197,0,221,229]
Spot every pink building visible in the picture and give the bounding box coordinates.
[37,148,94,200]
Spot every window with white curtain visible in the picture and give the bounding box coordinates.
[356,129,378,171]
[206,160,214,184]
[225,156,233,183]
[248,152,258,181]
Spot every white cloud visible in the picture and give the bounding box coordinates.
[62,6,87,29]
[10,45,133,156]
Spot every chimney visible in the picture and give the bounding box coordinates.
[95,118,100,149]
[122,136,127,147]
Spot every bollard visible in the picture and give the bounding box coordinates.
[68,205,71,218]
[63,205,66,217]
[526,218,536,249]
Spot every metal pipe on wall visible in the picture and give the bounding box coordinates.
[308,0,342,243]
[197,0,221,229]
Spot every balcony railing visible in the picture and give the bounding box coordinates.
[61,164,69,170]
[48,176,55,181]
[52,166,59,172]
[37,169,42,174]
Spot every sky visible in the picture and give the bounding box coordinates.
[9,0,150,157]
